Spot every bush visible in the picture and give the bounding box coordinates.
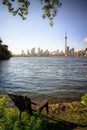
[0,95,47,130]
[81,93,87,106]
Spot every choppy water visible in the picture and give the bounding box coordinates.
[0,57,87,102]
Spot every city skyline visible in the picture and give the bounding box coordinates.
[0,0,87,54]
[13,31,87,55]
[19,43,87,57]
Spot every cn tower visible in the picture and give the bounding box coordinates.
[65,32,67,56]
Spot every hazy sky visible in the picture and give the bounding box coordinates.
[0,0,87,54]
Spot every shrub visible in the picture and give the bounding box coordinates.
[0,95,47,130]
[81,93,87,106]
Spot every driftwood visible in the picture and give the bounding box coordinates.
[8,94,49,118]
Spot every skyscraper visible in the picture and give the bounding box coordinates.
[65,32,67,56]
[31,48,36,56]
[21,50,25,56]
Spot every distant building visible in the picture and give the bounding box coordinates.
[44,49,49,56]
[40,49,43,56]
[27,49,30,56]
[31,48,36,56]
[37,47,41,56]
[38,47,40,54]
[21,50,25,56]
[70,48,75,56]
[67,46,69,55]
[51,49,60,56]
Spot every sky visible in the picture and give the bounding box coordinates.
[0,0,87,54]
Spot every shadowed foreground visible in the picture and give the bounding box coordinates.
[43,115,87,130]
[0,95,87,130]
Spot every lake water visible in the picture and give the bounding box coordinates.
[0,57,87,103]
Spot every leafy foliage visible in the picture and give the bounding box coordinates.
[81,93,87,106]
[0,38,12,60]
[0,95,48,130]
[2,0,62,26]
[41,0,62,26]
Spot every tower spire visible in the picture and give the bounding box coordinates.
[65,32,67,56]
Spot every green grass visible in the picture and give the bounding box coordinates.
[0,94,87,130]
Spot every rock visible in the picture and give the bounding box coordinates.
[51,107,58,113]
[58,103,66,112]
[49,101,82,114]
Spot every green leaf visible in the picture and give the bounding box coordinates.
[18,12,23,17]
[50,21,53,26]
[22,17,26,20]
[42,14,46,19]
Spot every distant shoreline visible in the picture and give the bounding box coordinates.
[12,55,87,58]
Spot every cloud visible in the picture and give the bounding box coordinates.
[84,37,87,42]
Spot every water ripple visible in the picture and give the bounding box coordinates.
[0,57,87,102]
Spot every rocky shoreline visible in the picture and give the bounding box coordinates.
[48,101,83,114]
